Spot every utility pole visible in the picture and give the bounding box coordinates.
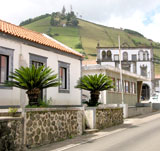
[118,35,124,104]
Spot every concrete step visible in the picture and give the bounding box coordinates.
[84,129,99,134]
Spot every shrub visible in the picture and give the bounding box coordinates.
[5,66,60,106]
[75,74,114,106]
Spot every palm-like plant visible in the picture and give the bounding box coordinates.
[75,74,114,106]
[5,65,60,106]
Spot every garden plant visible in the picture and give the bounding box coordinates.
[75,74,114,106]
[6,65,60,106]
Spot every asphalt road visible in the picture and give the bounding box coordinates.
[65,117,160,151]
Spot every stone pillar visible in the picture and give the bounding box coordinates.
[120,104,128,118]
[84,107,97,129]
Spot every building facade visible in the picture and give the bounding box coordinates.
[0,20,83,108]
[82,62,147,106]
[96,47,155,100]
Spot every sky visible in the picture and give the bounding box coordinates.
[1,0,160,42]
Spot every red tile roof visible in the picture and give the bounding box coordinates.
[0,20,83,58]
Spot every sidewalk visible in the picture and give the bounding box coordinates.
[29,111,160,151]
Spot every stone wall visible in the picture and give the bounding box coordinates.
[96,108,123,129]
[152,103,160,110]
[0,117,23,151]
[0,107,124,150]
[128,106,152,117]
[25,108,83,148]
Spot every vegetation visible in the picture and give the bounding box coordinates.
[8,108,18,116]
[5,66,60,106]
[154,49,160,74]
[19,14,50,26]
[124,29,144,37]
[75,74,114,106]
[22,13,160,73]
[75,43,83,49]
[25,98,53,108]
[50,10,79,27]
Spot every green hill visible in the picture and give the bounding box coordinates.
[22,14,160,75]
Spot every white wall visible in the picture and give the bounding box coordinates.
[137,62,152,78]
[82,69,105,104]
[0,36,81,106]
[82,68,138,106]
[0,37,21,106]
[101,62,115,66]
[99,48,152,61]
[98,48,154,97]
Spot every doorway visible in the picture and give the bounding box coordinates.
[141,84,150,100]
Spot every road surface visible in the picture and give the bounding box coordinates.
[66,117,160,151]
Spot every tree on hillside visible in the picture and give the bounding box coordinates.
[71,18,79,26]
[50,13,59,26]
[66,11,79,27]
[62,5,66,15]
[70,5,73,12]
[19,14,50,26]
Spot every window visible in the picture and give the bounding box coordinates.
[32,61,44,99]
[0,47,13,88]
[32,61,43,68]
[125,81,130,93]
[102,50,106,60]
[114,54,119,61]
[132,55,137,61]
[130,82,133,94]
[134,83,136,94]
[29,53,47,67]
[29,53,47,99]
[116,79,120,92]
[102,50,112,61]
[107,50,112,61]
[58,61,70,93]
[133,82,136,94]
[122,63,130,71]
[108,77,115,91]
[144,51,149,61]
[112,77,116,91]
[0,55,9,83]
[122,80,125,92]
[140,66,147,77]
[60,67,67,89]
[138,50,143,60]
[123,52,128,61]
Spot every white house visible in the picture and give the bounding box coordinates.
[96,46,154,100]
[0,19,83,108]
[82,60,148,106]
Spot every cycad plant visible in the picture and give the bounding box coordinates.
[5,65,60,106]
[75,74,114,106]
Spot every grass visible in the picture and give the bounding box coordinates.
[50,27,81,50]
[154,49,160,75]
[24,16,51,33]
[23,16,160,73]
[23,17,82,52]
